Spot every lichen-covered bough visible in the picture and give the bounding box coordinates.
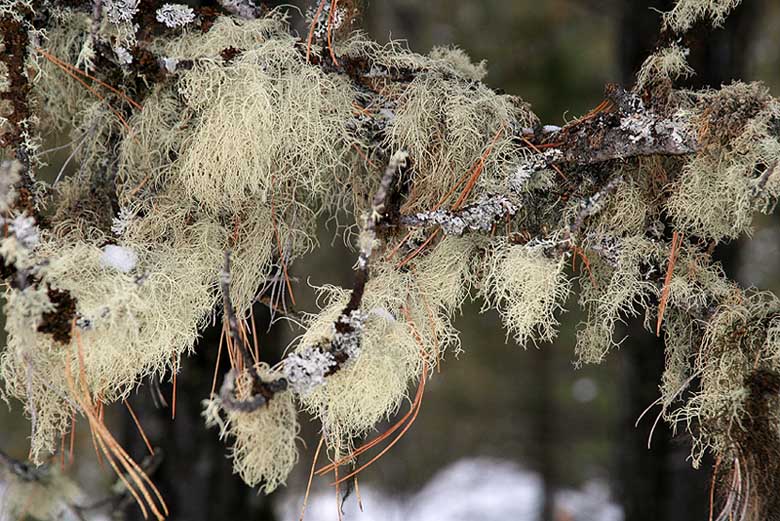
[1,0,779,519]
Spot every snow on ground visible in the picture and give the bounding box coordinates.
[279,457,623,521]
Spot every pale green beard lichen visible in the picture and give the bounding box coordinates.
[665,151,755,240]
[5,4,780,509]
[665,291,780,467]
[0,225,220,460]
[175,45,357,212]
[295,268,426,445]
[0,284,72,462]
[388,74,533,212]
[413,235,478,313]
[484,240,570,347]
[0,463,83,521]
[576,236,663,365]
[635,43,694,93]
[589,174,649,238]
[427,46,488,82]
[156,14,287,59]
[203,367,299,493]
[31,10,94,132]
[666,84,780,240]
[663,0,743,32]
[7,13,536,466]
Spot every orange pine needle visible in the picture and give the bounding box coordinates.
[125,400,155,457]
[316,383,417,475]
[317,339,427,476]
[298,436,325,521]
[44,56,135,135]
[236,319,256,364]
[36,48,143,110]
[66,329,168,520]
[572,246,598,288]
[352,142,377,168]
[385,230,415,261]
[351,101,373,117]
[326,0,340,67]
[128,175,150,199]
[451,124,506,210]
[397,228,440,268]
[223,317,239,371]
[657,231,683,336]
[305,0,328,63]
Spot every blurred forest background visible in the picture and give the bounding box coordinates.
[3,1,780,520]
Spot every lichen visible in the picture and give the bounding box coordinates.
[203,367,299,493]
[663,0,742,32]
[666,85,780,240]
[635,43,693,93]
[295,267,426,445]
[484,240,570,347]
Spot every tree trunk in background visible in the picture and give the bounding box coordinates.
[121,308,280,521]
[532,343,556,521]
[617,2,759,521]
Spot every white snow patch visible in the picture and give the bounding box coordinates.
[100,245,137,273]
[279,457,622,521]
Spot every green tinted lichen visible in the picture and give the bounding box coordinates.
[484,240,570,347]
[663,0,742,32]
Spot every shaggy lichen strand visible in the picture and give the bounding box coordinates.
[6,5,780,512]
[663,0,742,32]
[666,88,780,240]
[1,225,222,458]
[659,310,699,405]
[0,463,83,520]
[666,153,754,240]
[428,46,488,82]
[119,188,299,317]
[0,285,74,462]
[387,72,534,211]
[588,174,650,238]
[155,14,288,59]
[117,86,192,198]
[167,29,358,212]
[203,367,299,493]
[575,236,664,364]
[295,267,431,445]
[413,235,479,312]
[484,240,570,348]
[665,292,780,468]
[39,239,216,394]
[634,43,693,94]
[31,10,95,132]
